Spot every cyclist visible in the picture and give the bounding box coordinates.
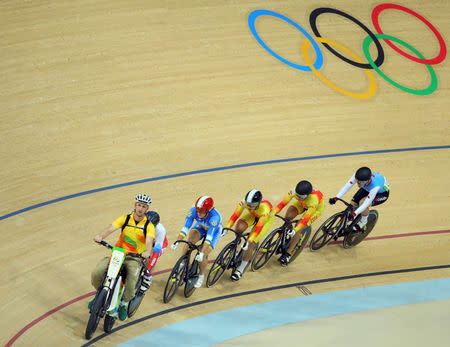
[140,211,169,292]
[226,189,274,281]
[329,167,390,230]
[172,196,223,288]
[273,180,325,266]
[91,194,155,321]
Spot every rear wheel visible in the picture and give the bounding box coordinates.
[289,226,312,263]
[251,228,282,271]
[343,210,379,248]
[163,256,187,303]
[128,291,145,318]
[206,242,236,288]
[310,213,344,251]
[103,314,116,333]
[85,288,107,339]
[184,258,199,298]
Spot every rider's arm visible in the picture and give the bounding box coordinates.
[94,215,124,241]
[142,223,156,258]
[354,186,380,215]
[336,174,357,199]
[154,223,167,253]
[272,191,294,214]
[180,207,196,237]
[226,202,244,228]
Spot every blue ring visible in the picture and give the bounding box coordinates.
[248,9,323,72]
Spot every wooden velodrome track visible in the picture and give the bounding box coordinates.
[1,0,449,346]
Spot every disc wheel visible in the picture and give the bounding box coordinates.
[343,210,379,248]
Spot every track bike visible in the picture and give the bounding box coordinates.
[85,241,147,339]
[309,198,379,251]
[251,214,311,271]
[162,237,206,303]
[206,228,250,287]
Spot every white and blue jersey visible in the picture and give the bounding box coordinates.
[336,172,390,216]
[361,173,390,193]
[181,207,223,248]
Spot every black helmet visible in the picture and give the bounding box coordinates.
[244,189,263,208]
[146,211,160,225]
[295,180,313,197]
[355,167,372,181]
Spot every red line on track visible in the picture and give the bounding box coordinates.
[5,228,450,346]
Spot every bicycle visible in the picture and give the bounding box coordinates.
[206,228,250,287]
[251,214,311,271]
[85,241,146,339]
[309,198,379,251]
[162,237,206,303]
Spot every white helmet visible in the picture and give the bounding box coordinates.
[135,193,152,205]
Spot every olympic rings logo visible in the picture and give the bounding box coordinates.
[248,3,447,100]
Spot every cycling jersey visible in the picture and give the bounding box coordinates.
[112,213,155,253]
[181,207,223,248]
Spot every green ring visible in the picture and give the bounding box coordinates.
[363,33,438,95]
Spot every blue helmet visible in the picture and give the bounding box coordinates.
[146,211,160,225]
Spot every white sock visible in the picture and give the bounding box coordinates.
[359,215,368,226]
[237,260,248,273]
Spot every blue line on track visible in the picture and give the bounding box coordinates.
[1,145,449,221]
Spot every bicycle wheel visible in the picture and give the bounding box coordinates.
[310,213,345,251]
[206,242,236,288]
[85,288,107,339]
[343,210,379,248]
[127,291,145,318]
[184,259,199,298]
[163,256,187,304]
[103,314,116,333]
[289,226,312,263]
[251,228,282,271]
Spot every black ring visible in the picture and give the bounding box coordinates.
[309,7,385,69]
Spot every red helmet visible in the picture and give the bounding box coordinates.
[195,196,214,214]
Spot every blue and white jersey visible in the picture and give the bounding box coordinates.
[181,207,223,245]
[362,172,389,193]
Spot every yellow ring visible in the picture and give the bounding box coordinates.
[301,37,377,100]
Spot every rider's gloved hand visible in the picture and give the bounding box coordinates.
[195,252,204,262]
[348,210,357,221]
[329,197,337,205]
[94,235,103,243]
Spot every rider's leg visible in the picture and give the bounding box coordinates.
[194,243,213,288]
[91,256,110,290]
[185,229,201,254]
[351,188,369,229]
[230,219,250,280]
[284,205,300,221]
[118,258,141,320]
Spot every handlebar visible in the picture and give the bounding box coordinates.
[173,239,204,251]
[274,214,300,224]
[95,240,143,258]
[222,227,250,240]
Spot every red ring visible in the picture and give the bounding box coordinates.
[371,3,447,65]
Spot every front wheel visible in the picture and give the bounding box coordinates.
[343,210,379,248]
[310,213,344,251]
[251,228,282,271]
[85,288,108,339]
[206,242,236,288]
[163,256,187,304]
[184,258,200,298]
[103,314,116,333]
[289,226,312,263]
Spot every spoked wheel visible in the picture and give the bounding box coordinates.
[206,242,236,288]
[163,256,187,304]
[184,259,199,298]
[343,210,379,248]
[310,213,345,251]
[128,291,145,318]
[289,226,312,263]
[251,228,282,271]
[85,288,107,339]
[103,314,116,333]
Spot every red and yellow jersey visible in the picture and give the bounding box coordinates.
[273,190,325,227]
[226,200,272,236]
[112,213,155,254]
